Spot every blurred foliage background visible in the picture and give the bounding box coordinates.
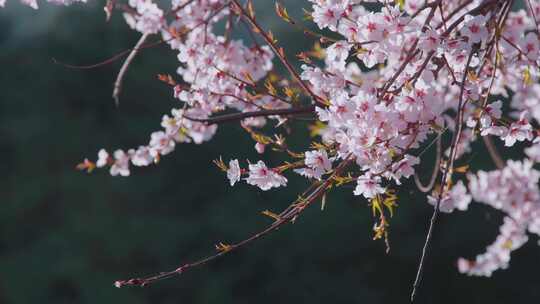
[1,1,539,303]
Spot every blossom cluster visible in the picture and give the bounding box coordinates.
[458,160,540,276]
[94,0,288,176]
[305,0,540,275]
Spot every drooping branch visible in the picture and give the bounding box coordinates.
[113,156,352,288]
[414,134,442,193]
[112,33,149,106]
[52,38,164,70]
[410,48,477,303]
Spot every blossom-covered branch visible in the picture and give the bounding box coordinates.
[8,0,540,300]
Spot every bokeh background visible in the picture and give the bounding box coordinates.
[1,1,539,303]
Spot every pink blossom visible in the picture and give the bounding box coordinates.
[294,149,332,180]
[325,41,352,72]
[130,146,153,167]
[520,32,540,61]
[418,29,441,52]
[110,150,131,177]
[149,131,176,156]
[353,174,385,199]
[246,161,287,191]
[502,112,533,146]
[311,1,347,31]
[427,181,472,213]
[525,137,540,162]
[461,15,489,45]
[388,154,419,184]
[254,142,266,154]
[227,159,241,186]
[124,0,164,34]
[96,149,109,168]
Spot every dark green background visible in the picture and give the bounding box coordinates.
[1,1,538,303]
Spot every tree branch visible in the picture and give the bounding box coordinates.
[112,32,149,106]
[410,49,476,303]
[414,134,442,193]
[113,156,352,288]
[183,106,315,125]
[230,0,325,106]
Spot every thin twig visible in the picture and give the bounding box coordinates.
[410,49,476,303]
[113,156,352,288]
[112,33,149,106]
[414,134,442,193]
[230,0,325,106]
[52,38,164,70]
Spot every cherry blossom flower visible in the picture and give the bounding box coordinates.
[358,12,386,42]
[502,111,533,146]
[294,149,332,180]
[227,159,241,186]
[525,137,540,162]
[388,155,419,184]
[96,149,109,168]
[254,142,266,154]
[427,181,472,213]
[124,0,164,34]
[311,1,347,31]
[461,15,489,45]
[520,32,540,61]
[467,100,505,136]
[325,41,352,72]
[354,173,385,199]
[246,161,287,191]
[110,150,131,177]
[419,29,442,53]
[149,131,176,157]
[130,146,153,167]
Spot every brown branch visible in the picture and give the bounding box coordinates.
[414,134,442,193]
[183,106,315,125]
[112,33,149,106]
[230,0,325,106]
[52,38,164,70]
[113,156,353,288]
[410,49,476,303]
